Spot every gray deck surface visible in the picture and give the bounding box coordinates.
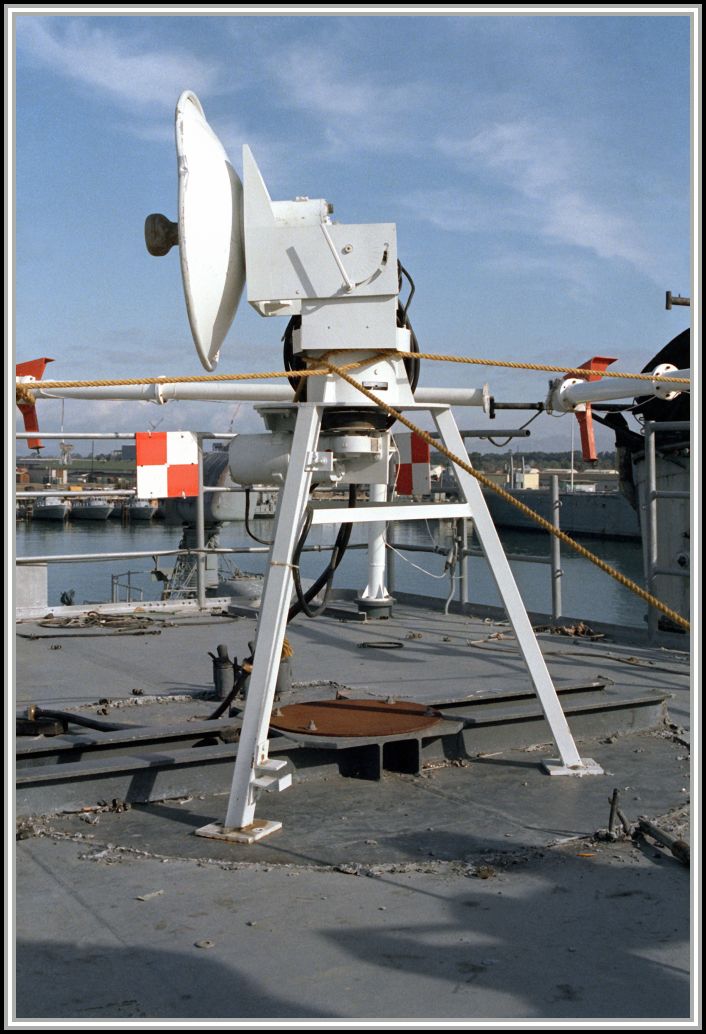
[13,602,694,1023]
[15,601,691,724]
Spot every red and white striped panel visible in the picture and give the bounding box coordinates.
[395,432,431,496]
[135,431,199,499]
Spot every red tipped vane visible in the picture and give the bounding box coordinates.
[16,357,54,450]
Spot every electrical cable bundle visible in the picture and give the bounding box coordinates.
[289,484,357,620]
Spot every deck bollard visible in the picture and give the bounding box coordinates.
[209,644,235,701]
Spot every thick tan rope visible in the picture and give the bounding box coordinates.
[15,348,690,628]
[16,352,689,398]
[413,352,691,384]
[325,360,691,632]
[15,358,368,396]
[15,383,36,405]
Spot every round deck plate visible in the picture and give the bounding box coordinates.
[269,699,440,738]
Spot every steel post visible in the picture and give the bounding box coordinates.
[358,482,393,615]
[364,481,389,597]
[195,436,206,610]
[459,518,469,605]
[550,475,562,623]
[387,538,396,596]
[645,425,659,640]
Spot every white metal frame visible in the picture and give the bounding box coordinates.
[198,401,601,843]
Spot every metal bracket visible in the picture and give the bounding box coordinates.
[252,758,292,792]
[194,819,283,844]
[305,450,335,473]
[542,758,604,777]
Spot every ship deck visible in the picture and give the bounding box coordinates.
[13,595,694,1022]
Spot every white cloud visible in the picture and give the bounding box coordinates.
[123,121,176,145]
[400,187,535,235]
[269,47,383,120]
[17,18,222,110]
[263,44,426,157]
[542,192,645,267]
[436,118,653,277]
[444,119,570,194]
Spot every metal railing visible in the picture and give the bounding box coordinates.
[17,532,565,620]
[17,430,244,610]
[17,429,569,621]
[386,475,563,622]
[111,571,145,603]
[642,421,690,639]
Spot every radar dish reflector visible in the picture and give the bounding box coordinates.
[175,91,245,371]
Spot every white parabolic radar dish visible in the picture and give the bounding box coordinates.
[146,91,402,373]
[177,92,245,371]
[146,92,245,372]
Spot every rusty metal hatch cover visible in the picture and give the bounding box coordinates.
[269,699,441,738]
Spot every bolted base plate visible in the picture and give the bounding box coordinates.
[542,757,604,777]
[356,595,395,619]
[194,819,283,844]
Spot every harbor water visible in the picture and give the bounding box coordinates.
[16,517,647,628]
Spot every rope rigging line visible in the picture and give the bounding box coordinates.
[15,349,689,400]
[324,359,691,632]
[412,352,691,384]
[14,356,371,398]
[14,346,690,629]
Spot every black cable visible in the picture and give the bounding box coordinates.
[290,485,355,619]
[289,484,357,620]
[398,261,415,323]
[282,316,304,394]
[206,487,359,720]
[397,259,420,395]
[207,663,250,720]
[485,409,542,448]
[399,304,421,396]
[244,488,273,546]
[31,707,137,732]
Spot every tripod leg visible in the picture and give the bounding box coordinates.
[217,404,324,835]
[433,407,601,775]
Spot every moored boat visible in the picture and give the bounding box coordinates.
[31,496,70,521]
[69,497,113,521]
[127,498,157,521]
[479,484,641,540]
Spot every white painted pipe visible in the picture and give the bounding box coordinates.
[360,482,391,602]
[553,368,690,412]
[31,382,490,407]
[414,387,488,407]
[32,382,294,403]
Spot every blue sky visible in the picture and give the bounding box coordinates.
[10,9,695,454]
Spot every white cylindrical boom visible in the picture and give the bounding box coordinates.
[30,382,295,404]
[28,382,491,407]
[551,368,690,412]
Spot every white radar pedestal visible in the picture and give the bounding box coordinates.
[196,401,602,844]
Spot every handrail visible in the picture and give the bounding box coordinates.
[16,543,366,564]
[643,420,691,640]
[16,431,238,440]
